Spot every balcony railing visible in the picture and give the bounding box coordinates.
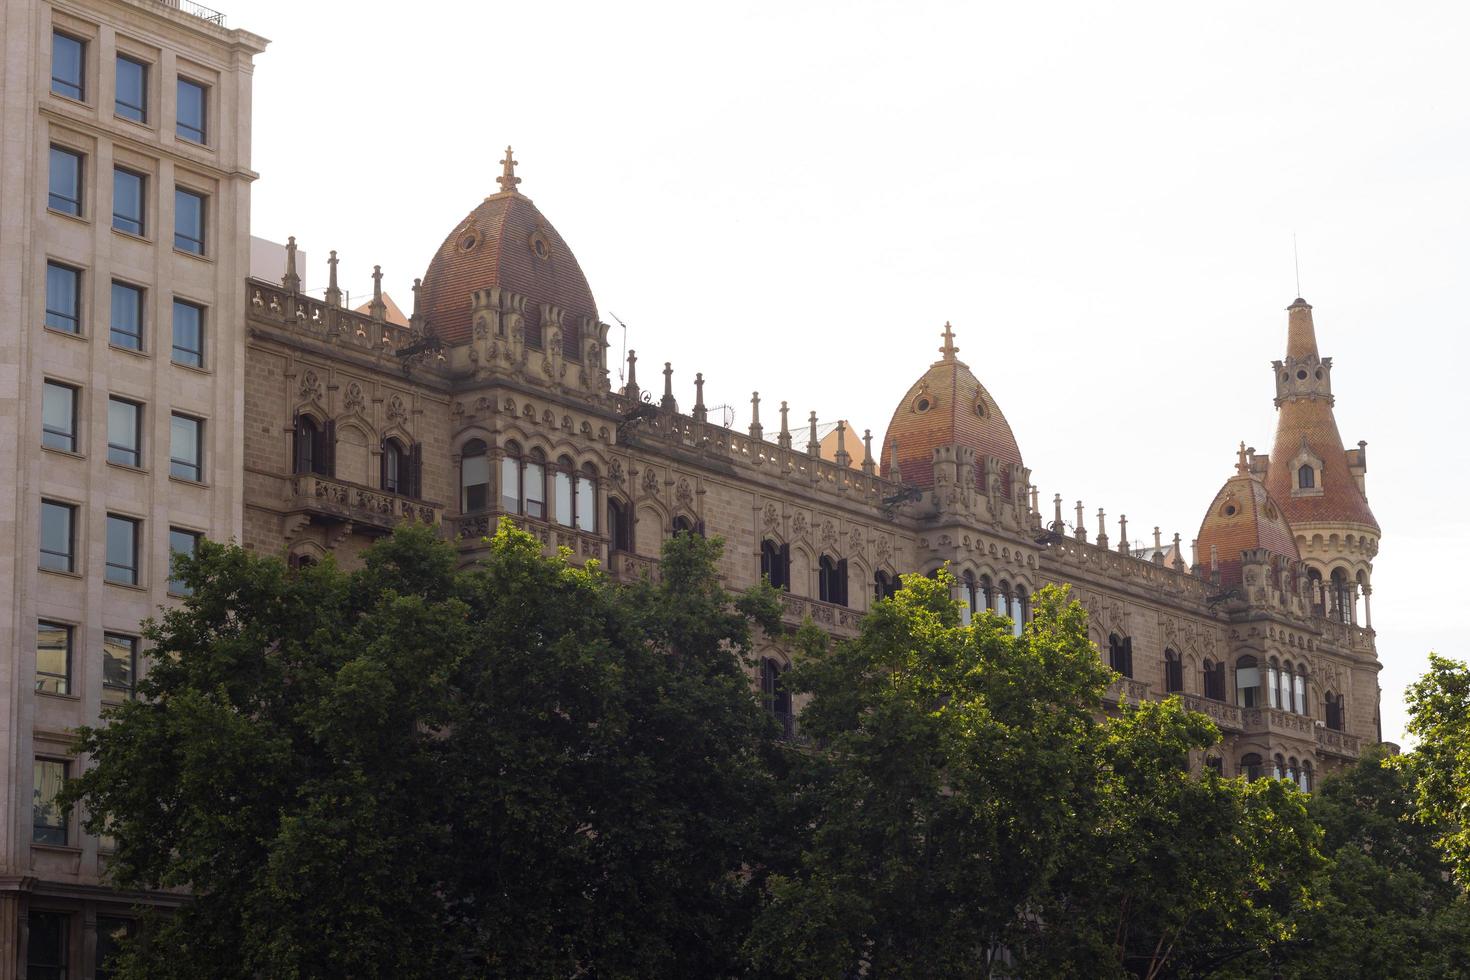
[1105,677,1151,705]
[450,512,605,566]
[1315,726,1362,759]
[778,593,863,637]
[1177,693,1244,732]
[1240,705,1318,741]
[289,474,442,531]
[150,0,227,27]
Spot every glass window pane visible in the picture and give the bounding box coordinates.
[39,500,74,572]
[177,78,207,143]
[115,55,147,122]
[172,299,203,366]
[169,528,199,595]
[499,456,519,513]
[102,634,136,701]
[523,461,545,519]
[45,263,81,333]
[52,31,85,99]
[553,471,573,526]
[48,146,82,214]
[105,514,138,585]
[108,398,141,466]
[41,381,76,452]
[112,168,145,236]
[36,621,71,695]
[576,475,596,532]
[174,187,205,254]
[33,760,68,845]
[170,414,200,481]
[27,910,69,978]
[110,282,143,350]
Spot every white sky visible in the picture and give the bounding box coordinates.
[243,0,1470,744]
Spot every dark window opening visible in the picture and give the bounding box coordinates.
[761,658,794,740]
[1108,633,1133,678]
[818,554,848,606]
[761,539,791,591]
[1164,648,1183,693]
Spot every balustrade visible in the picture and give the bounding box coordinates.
[290,474,442,531]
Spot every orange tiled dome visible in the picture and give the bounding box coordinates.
[419,148,598,346]
[879,325,1024,492]
[1196,449,1300,588]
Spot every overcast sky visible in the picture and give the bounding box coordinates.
[243,0,1469,744]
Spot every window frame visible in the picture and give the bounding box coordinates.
[169,412,203,482]
[33,758,70,846]
[107,396,143,467]
[102,632,138,703]
[1164,648,1184,694]
[44,261,82,334]
[105,513,141,585]
[114,53,149,123]
[112,166,147,237]
[51,30,86,100]
[109,279,145,351]
[173,185,207,255]
[48,145,84,216]
[41,379,79,453]
[171,297,204,367]
[36,620,73,696]
[460,439,490,512]
[27,909,70,978]
[168,527,201,596]
[575,463,598,532]
[39,499,76,573]
[176,76,208,144]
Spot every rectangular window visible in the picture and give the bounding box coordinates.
[169,527,200,595]
[169,413,202,481]
[102,633,138,702]
[41,380,78,452]
[36,621,72,695]
[174,187,205,254]
[96,916,135,980]
[177,77,207,144]
[51,31,85,100]
[44,262,81,333]
[39,499,75,572]
[33,759,69,845]
[27,910,69,979]
[48,146,83,215]
[105,513,140,585]
[112,167,146,236]
[108,397,142,466]
[172,298,204,367]
[110,280,144,350]
[115,54,147,122]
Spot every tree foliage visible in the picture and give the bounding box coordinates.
[1402,653,1470,887]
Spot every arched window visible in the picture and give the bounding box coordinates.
[292,415,333,477]
[499,441,521,513]
[1013,587,1028,636]
[460,439,490,512]
[1293,667,1307,715]
[1331,568,1352,625]
[672,515,697,536]
[1164,649,1183,693]
[553,456,575,527]
[1108,634,1133,679]
[382,439,417,497]
[761,540,791,592]
[979,575,994,612]
[1202,659,1226,701]
[1267,658,1281,709]
[995,580,1012,618]
[576,464,598,533]
[1274,754,1287,780]
[1240,753,1263,782]
[1325,691,1345,731]
[818,555,848,606]
[874,570,897,601]
[960,571,977,625]
[607,497,632,552]
[1236,655,1261,708]
[1299,761,1313,792]
[1307,567,1326,617]
[1298,464,1315,489]
[760,658,794,740]
[523,449,547,519]
[1287,757,1300,787]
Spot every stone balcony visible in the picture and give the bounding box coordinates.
[1239,705,1318,742]
[449,511,606,567]
[1315,726,1363,760]
[778,594,863,637]
[289,474,442,533]
[1177,693,1244,733]
[1104,677,1151,706]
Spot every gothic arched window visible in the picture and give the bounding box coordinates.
[874,570,897,601]
[1240,753,1264,782]
[960,571,977,625]
[1298,464,1315,489]
[1202,658,1226,701]
[1268,658,1282,709]
[498,441,521,514]
[1164,648,1183,693]
[1013,587,1029,636]
[553,455,575,527]
[761,540,791,592]
[460,439,490,512]
[607,497,632,552]
[1108,634,1133,679]
[818,554,848,606]
[293,414,333,477]
[576,464,598,533]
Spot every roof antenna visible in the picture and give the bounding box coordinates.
[1293,232,1301,298]
[608,311,629,386]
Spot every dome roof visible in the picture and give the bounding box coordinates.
[879,325,1024,491]
[419,148,598,346]
[1196,446,1301,588]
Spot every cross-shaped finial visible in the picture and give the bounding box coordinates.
[1236,440,1248,474]
[496,146,521,194]
[939,322,959,360]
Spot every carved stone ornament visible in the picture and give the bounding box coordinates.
[343,382,365,414]
[299,369,323,401]
[792,512,809,539]
[609,459,625,483]
[387,395,408,426]
[762,502,781,531]
[875,536,892,563]
[849,527,865,555]
[641,467,661,496]
[820,520,838,550]
[676,478,694,507]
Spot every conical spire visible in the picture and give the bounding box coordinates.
[1285,297,1318,360]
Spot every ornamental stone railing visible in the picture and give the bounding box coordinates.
[247,280,419,357]
[1240,705,1318,741]
[608,551,659,584]
[1315,726,1363,759]
[1177,693,1244,732]
[289,474,442,531]
[1104,677,1151,705]
[778,593,863,636]
[450,512,606,565]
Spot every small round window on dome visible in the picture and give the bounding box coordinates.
[457,230,480,253]
[1296,369,1308,381]
[1315,368,1324,380]
[1223,503,1238,517]
[529,230,551,260]
[1264,502,1278,521]
[974,398,988,418]
[914,397,932,413]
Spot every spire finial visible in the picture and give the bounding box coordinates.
[283,236,301,293]
[778,401,792,449]
[693,373,707,422]
[749,392,763,441]
[369,264,385,322]
[861,428,874,475]
[1236,440,1248,474]
[496,145,521,195]
[808,411,820,459]
[661,362,677,413]
[939,321,959,361]
[324,249,340,308]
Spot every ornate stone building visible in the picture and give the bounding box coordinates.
[242,149,1381,788]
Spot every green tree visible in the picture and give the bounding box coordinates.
[62,521,785,979]
[1402,653,1470,886]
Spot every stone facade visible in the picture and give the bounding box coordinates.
[0,0,266,973]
